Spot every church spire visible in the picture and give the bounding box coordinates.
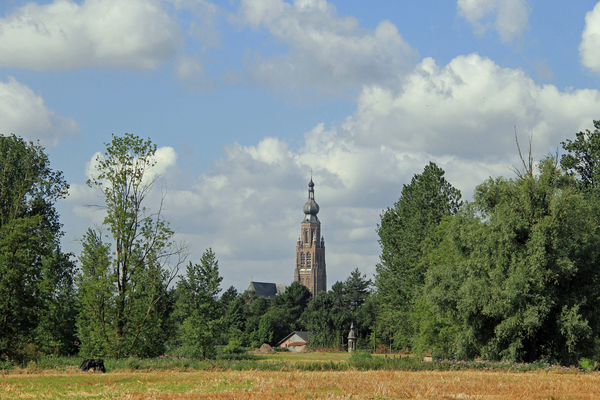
[295,176,326,297]
[303,178,320,222]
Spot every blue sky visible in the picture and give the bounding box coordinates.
[2,0,600,291]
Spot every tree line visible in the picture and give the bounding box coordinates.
[0,133,374,363]
[376,121,600,365]
[3,121,600,365]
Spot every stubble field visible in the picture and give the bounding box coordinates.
[2,368,600,399]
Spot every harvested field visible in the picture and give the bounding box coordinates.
[2,369,599,399]
[260,351,351,363]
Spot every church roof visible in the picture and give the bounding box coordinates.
[248,281,289,299]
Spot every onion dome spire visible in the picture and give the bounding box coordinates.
[302,177,320,222]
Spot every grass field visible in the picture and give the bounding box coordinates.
[259,351,353,363]
[2,367,600,399]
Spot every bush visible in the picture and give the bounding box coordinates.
[0,360,15,371]
[349,352,372,362]
[222,339,244,354]
[125,357,142,370]
[216,352,258,361]
[34,356,81,371]
[579,358,594,371]
[274,347,290,352]
[0,354,592,373]
[13,343,44,364]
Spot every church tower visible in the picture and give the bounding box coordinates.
[294,178,326,296]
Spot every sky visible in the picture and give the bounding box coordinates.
[2,0,600,293]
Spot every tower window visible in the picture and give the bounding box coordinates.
[307,253,312,267]
[300,252,305,266]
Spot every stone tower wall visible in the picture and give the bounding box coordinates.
[294,220,326,296]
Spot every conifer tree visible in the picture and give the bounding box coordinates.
[175,248,223,358]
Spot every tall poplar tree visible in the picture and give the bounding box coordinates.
[77,133,187,358]
[375,162,462,350]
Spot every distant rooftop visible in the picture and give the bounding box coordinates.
[248,281,290,299]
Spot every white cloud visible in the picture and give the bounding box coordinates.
[174,55,217,91]
[457,0,530,43]
[63,53,600,291]
[580,2,600,74]
[165,0,225,90]
[176,54,600,289]
[236,0,417,95]
[168,0,222,50]
[350,54,600,162]
[0,0,182,69]
[151,146,179,178]
[0,76,79,146]
[152,125,503,289]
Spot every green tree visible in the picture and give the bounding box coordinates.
[220,286,239,311]
[243,291,271,347]
[253,282,312,346]
[344,270,375,349]
[222,296,246,344]
[561,120,600,192]
[560,121,600,233]
[219,286,241,344]
[343,268,371,315]
[78,133,186,358]
[273,281,312,331]
[423,156,600,363]
[76,229,115,357]
[33,249,79,356]
[0,135,77,361]
[256,307,289,346]
[301,269,373,350]
[375,162,461,350]
[301,290,340,348]
[175,248,223,359]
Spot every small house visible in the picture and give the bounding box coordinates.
[277,331,310,352]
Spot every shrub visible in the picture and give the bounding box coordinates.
[579,358,594,370]
[125,357,142,370]
[222,339,244,354]
[274,347,290,352]
[216,352,258,361]
[349,352,372,362]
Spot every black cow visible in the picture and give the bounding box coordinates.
[80,358,106,373]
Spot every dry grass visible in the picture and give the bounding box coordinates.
[260,351,352,364]
[2,369,599,399]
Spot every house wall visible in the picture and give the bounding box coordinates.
[279,334,306,348]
